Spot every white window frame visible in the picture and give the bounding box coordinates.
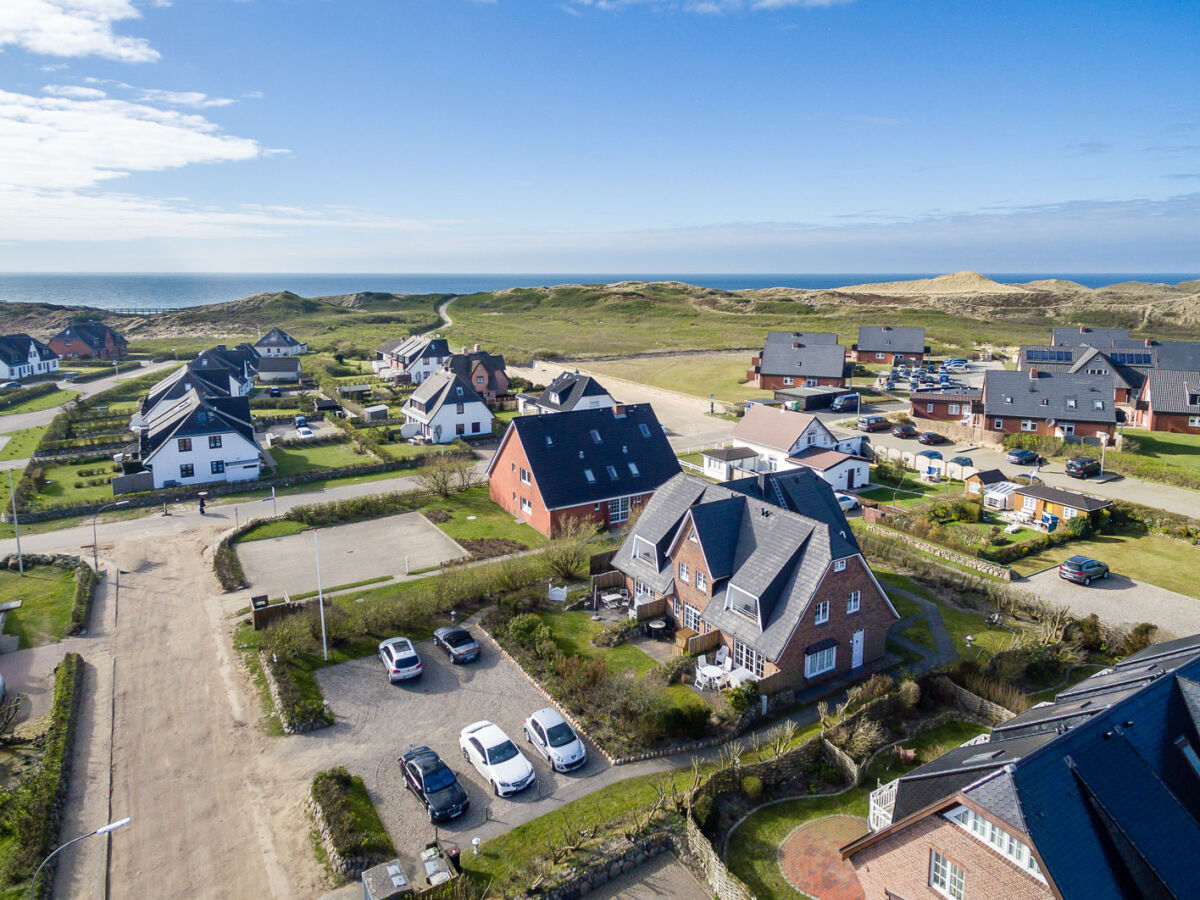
[834,559,847,573]
[610,495,631,524]
[1190,415,1200,428]
[1061,506,1077,520]
[948,403,960,415]
[993,418,1003,430]
[926,402,935,413]
[678,562,690,584]
[520,467,531,485]
[733,639,764,677]
[846,591,861,614]
[633,536,657,566]
[929,849,965,900]
[804,646,835,678]
[682,603,702,632]
[782,376,794,386]
[519,497,532,514]
[875,352,886,361]
[1020,419,1037,432]
[946,806,1044,882]
[814,600,830,625]
[696,571,707,592]
[727,585,758,619]
[1023,495,1037,512]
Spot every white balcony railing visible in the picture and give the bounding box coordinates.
[960,733,991,747]
[868,777,900,832]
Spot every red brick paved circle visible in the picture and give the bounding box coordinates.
[778,814,868,900]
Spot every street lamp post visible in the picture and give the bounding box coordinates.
[1099,433,1109,477]
[8,470,23,576]
[91,501,130,572]
[28,817,130,899]
[311,530,328,662]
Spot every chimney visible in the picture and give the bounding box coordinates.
[612,404,627,418]
[1029,367,1039,379]
[757,473,767,496]
[474,343,481,352]
[1145,338,1152,347]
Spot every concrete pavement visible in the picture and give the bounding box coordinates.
[1017,567,1200,637]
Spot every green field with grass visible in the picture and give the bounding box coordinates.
[0,389,78,417]
[858,479,963,508]
[36,459,119,505]
[1008,524,1200,597]
[0,425,48,461]
[0,566,77,649]
[584,352,768,404]
[268,441,373,476]
[423,485,547,548]
[898,617,937,651]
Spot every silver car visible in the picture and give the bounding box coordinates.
[378,637,422,682]
[524,707,587,772]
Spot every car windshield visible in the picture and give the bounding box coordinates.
[487,740,519,765]
[423,764,457,793]
[396,655,419,668]
[546,722,576,748]
[1063,559,1085,571]
[446,631,474,647]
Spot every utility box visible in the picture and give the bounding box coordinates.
[361,859,412,899]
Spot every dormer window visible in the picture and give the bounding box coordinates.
[1004,396,1013,403]
[1040,398,1048,406]
[727,585,758,620]
[1093,400,1104,409]
[550,393,560,404]
[1066,398,1076,408]
[590,429,602,444]
[633,536,656,566]
[639,424,651,437]
[606,465,618,480]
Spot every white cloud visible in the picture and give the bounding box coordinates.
[131,87,236,108]
[42,84,108,99]
[0,0,160,62]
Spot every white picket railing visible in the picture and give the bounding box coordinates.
[868,777,900,832]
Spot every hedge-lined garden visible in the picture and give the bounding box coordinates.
[0,555,97,648]
[309,767,395,877]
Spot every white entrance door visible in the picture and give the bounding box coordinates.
[851,629,865,669]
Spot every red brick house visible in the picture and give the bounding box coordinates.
[981,369,1116,440]
[612,470,897,691]
[910,388,980,422]
[445,347,509,403]
[849,326,927,365]
[48,321,128,360]
[748,331,847,390]
[486,403,680,538]
[843,634,1200,900]
[1133,370,1200,433]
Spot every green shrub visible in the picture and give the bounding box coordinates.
[725,680,760,712]
[692,794,714,832]
[310,767,395,865]
[1066,515,1093,539]
[67,561,96,635]
[1120,622,1158,656]
[741,775,763,803]
[507,612,543,647]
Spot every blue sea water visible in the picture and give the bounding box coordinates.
[0,273,1195,312]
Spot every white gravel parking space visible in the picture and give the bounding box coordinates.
[265,419,341,441]
[314,644,612,875]
[237,512,468,597]
[1018,567,1200,637]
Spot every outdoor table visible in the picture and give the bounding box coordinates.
[647,619,667,639]
[727,667,758,688]
[698,664,725,690]
[601,593,624,606]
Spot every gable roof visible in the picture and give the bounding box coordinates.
[532,371,614,412]
[404,368,487,416]
[1144,369,1200,414]
[1052,326,1131,347]
[845,634,1200,899]
[142,389,258,461]
[253,327,302,349]
[50,321,126,351]
[492,404,679,511]
[732,404,825,453]
[786,447,863,471]
[256,357,301,373]
[140,361,236,416]
[701,446,759,462]
[614,469,867,661]
[445,351,507,392]
[983,370,1116,424]
[967,468,1008,486]
[856,325,926,354]
[378,335,450,364]
[1012,483,1113,512]
[758,331,846,380]
[0,334,56,366]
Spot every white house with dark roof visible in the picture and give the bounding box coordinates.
[253,327,306,357]
[729,404,866,477]
[377,336,450,384]
[402,369,492,443]
[517,371,616,415]
[140,390,261,489]
[0,334,59,381]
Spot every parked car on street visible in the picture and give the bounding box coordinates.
[835,492,861,512]
[524,707,587,772]
[917,431,946,445]
[830,394,859,412]
[378,637,422,682]
[857,415,889,432]
[1059,556,1110,585]
[400,746,470,822]
[268,386,282,397]
[1066,457,1102,479]
[433,626,480,664]
[460,720,536,797]
[891,423,919,439]
[950,455,973,467]
[1005,448,1041,465]
[915,449,943,460]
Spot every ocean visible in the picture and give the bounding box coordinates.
[0,273,1195,312]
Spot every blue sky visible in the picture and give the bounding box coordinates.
[0,0,1198,272]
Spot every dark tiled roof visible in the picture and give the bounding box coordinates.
[495,404,678,511]
[140,362,237,416]
[759,331,846,379]
[968,468,1008,486]
[0,334,56,366]
[50,321,126,352]
[378,335,449,362]
[701,446,759,462]
[982,370,1116,424]
[533,372,614,412]
[856,325,926,354]
[1144,369,1200,414]
[253,327,301,349]
[445,351,507,393]
[256,357,301,373]
[1012,484,1112,512]
[910,388,981,403]
[142,390,257,460]
[403,369,487,417]
[1051,327,1131,347]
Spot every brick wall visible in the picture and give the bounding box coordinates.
[850,351,925,365]
[851,813,1053,900]
[986,415,1115,440]
[758,374,846,390]
[1145,411,1200,434]
[488,431,553,536]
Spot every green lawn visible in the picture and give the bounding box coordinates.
[898,617,937,651]
[859,478,963,509]
[237,520,310,542]
[583,352,768,404]
[1106,429,1200,484]
[877,568,1018,661]
[0,566,77,649]
[423,485,547,548]
[725,718,987,900]
[0,425,48,461]
[0,389,78,417]
[35,459,119,505]
[1008,525,1200,597]
[269,441,373,476]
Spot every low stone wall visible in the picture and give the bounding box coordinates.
[862,523,1013,580]
[537,834,679,899]
[305,791,372,880]
[258,650,332,735]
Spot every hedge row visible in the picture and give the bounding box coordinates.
[214,524,253,592]
[0,382,62,411]
[310,767,395,866]
[5,652,84,898]
[69,562,97,635]
[267,655,332,731]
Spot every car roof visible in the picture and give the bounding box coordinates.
[402,745,439,764]
[529,707,567,729]
[435,625,470,638]
[1064,555,1095,565]
[381,637,414,650]
[464,720,508,747]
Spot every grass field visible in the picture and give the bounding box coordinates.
[0,389,78,417]
[1008,525,1200,597]
[36,460,119,505]
[584,352,768,404]
[0,425,48,461]
[898,617,937,651]
[724,718,987,900]
[877,569,1019,661]
[858,479,963,508]
[268,441,373,476]
[0,565,76,649]
[1106,428,1200,484]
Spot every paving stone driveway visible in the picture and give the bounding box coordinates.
[314,643,610,875]
[1018,567,1200,638]
[779,814,868,900]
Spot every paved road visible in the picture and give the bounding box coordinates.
[1017,567,1200,637]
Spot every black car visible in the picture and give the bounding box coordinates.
[891,423,918,439]
[1059,556,1109,585]
[1066,457,1102,479]
[916,431,946,445]
[433,626,481,663]
[268,386,282,398]
[400,747,470,823]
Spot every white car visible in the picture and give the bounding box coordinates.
[524,707,587,772]
[835,492,860,512]
[295,425,315,440]
[378,637,422,682]
[459,720,536,797]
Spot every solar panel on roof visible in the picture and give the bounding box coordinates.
[1110,352,1152,365]
[1025,349,1071,363]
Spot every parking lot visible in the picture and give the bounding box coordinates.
[314,641,614,875]
[264,418,341,441]
[237,512,468,596]
[1017,567,1200,638]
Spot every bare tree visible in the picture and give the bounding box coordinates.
[542,515,600,579]
[0,696,22,743]
[416,457,461,497]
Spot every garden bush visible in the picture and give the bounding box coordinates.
[724,680,760,713]
[741,775,763,803]
[310,766,395,864]
[67,561,97,635]
[592,618,638,648]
